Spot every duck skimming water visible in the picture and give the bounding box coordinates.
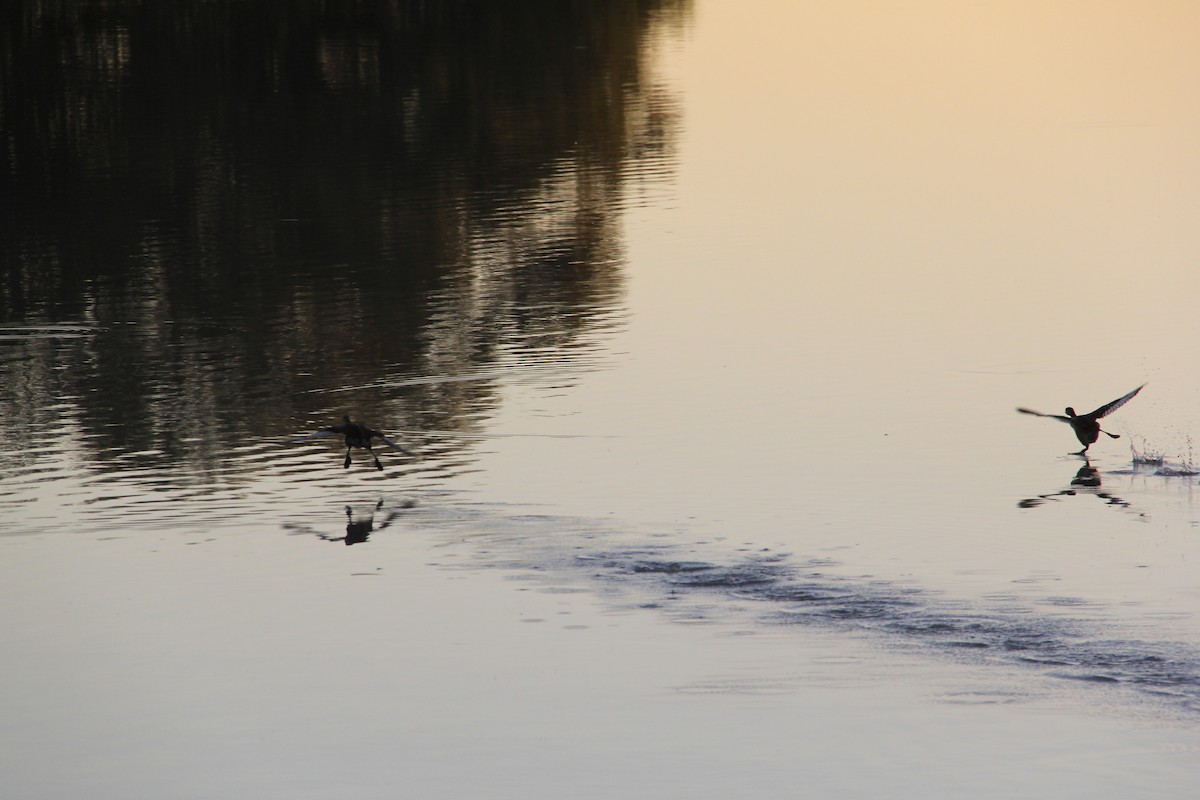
[1017,384,1145,455]
[295,415,414,470]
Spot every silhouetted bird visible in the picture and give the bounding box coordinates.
[1017,384,1145,455]
[296,415,413,470]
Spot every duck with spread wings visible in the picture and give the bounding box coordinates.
[1017,384,1145,455]
[295,415,414,470]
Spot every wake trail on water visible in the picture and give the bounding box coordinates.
[404,502,1200,718]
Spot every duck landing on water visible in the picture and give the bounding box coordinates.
[294,415,414,470]
[1017,383,1146,455]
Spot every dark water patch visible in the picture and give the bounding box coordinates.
[607,551,790,589]
[665,564,782,588]
[1002,630,1066,653]
[814,596,917,621]
[631,559,715,574]
[0,0,687,509]
[1044,595,1100,609]
[757,585,850,603]
[1056,673,1123,684]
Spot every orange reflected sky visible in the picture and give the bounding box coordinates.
[622,0,1200,437]
[476,1,1200,548]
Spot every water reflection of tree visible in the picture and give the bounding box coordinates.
[0,1,687,474]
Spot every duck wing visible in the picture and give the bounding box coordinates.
[374,431,415,457]
[291,428,341,443]
[1016,407,1071,422]
[1086,384,1146,420]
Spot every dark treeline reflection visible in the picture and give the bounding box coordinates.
[0,1,686,477]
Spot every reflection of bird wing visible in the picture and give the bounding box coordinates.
[1017,407,1071,422]
[291,428,340,443]
[376,432,414,456]
[1086,383,1145,420]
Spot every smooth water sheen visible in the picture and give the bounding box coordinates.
[4,2,1200,797]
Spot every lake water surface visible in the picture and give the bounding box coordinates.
[4,2,1200,797]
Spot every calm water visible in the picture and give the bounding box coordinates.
[5,2,1200,797]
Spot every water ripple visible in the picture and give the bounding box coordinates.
[421,509,1200,716]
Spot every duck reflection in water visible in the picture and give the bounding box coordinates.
[1018,462,1131,510]
[294,415,414,470]
[1017,384,1145,455]
[285,499,413,545]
